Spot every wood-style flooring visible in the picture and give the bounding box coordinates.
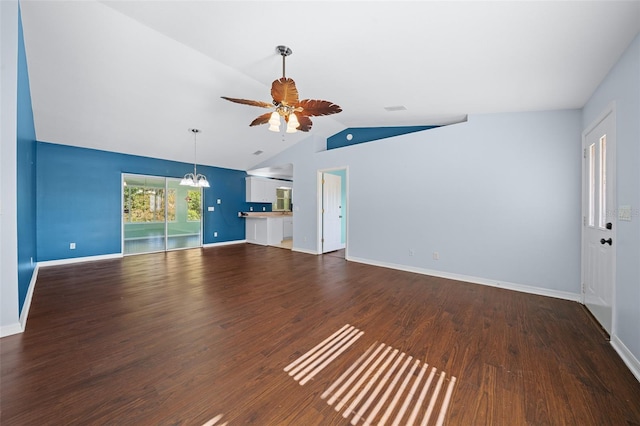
[1,244,639,425]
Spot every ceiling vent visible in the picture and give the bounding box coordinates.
[384,105,407,112]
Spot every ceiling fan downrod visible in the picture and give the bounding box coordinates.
[276,45,292,79]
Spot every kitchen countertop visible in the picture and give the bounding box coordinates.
[241,212,292,218]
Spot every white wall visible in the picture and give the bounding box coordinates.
[259,109,583,299]
[583,33,640,372]
[0,0,21,336]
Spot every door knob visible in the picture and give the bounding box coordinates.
[600,238,612,245]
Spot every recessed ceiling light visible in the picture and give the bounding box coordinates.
[384,105,407,112]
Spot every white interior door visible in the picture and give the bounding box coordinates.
[582,110,616,335]
[322,173,343,253]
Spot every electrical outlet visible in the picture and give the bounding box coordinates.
[250,207,253,211]
[409,249,415,256]
[214,232,218,237]
[262,207,266,211]
[208,206,214,212]
[433,252,440,260]
[70,242,76,250]
[217,199,221,204]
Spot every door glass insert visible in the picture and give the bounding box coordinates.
[598,135,607,229]
[588,143,595,227]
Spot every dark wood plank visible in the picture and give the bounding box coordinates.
[1,244,639,425]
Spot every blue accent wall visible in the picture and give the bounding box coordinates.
[37,142,248,261]
[327,126,439,150]
[16,7,37,315]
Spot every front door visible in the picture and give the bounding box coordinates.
[582,109,616,334]
[322,173,343,253]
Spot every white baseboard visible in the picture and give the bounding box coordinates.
[347,255,581,302]
[292,247,319,255]
[0,322,23,338]
[611,335,640,382]
[18,263,39,332]
[38,253,123,268]
[0,264,39,338]
[203,239,246,248]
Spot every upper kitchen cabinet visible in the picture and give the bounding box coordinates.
[246,176,273,203]
[246,177,292,204]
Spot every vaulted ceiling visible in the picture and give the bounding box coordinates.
[19,1,640,172]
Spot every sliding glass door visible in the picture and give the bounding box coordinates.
[123,174,202,255]
[166,178,202,250]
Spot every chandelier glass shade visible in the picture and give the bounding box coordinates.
[180,129,210,188]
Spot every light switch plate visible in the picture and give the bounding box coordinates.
[619,205,632,221]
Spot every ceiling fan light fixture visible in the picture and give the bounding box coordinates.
[286,113,300,133]
[268,111,281,132]
[221,45,342,134]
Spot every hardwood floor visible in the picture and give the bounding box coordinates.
[1,244,639,425]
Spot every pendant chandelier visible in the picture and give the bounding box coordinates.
[180,128,210,188]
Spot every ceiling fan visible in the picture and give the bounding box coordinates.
[221,45,342,133]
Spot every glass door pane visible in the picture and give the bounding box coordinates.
[123,174,167,254]
[166,178,202,250]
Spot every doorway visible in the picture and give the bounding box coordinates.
[319,169,347,255]
[581,107,616,335]
[122,174,203,255]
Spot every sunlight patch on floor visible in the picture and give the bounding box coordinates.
[322,341,457,425]
[284,324,364,385]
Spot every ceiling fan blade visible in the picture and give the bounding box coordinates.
[271,78,299,105]
[249,112,273,127]
[296,115,313,132]
[297,99,342,117]
[221,96,273,109]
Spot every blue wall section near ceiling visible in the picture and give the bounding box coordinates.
[37,142,248,262]
[16,7,37,315]
[327,126,439,150]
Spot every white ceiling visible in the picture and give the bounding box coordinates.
[19,1,640,174]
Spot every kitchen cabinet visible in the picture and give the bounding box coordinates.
[246,177,293,204]
[283,217,293,239]
[267,217,284,245]
[245,216,289,246]
[246,177,275,203]
[245,217,269,245]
